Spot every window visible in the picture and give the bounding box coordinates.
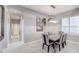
[62,15,79,34]
[70,15,79,33]
[62,17,69,33]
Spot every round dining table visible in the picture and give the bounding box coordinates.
[48,33,60,41]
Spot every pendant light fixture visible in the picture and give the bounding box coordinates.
[48,5,58,23]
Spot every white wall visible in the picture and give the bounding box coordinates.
[5,5,79,46]
[7,6,79,43]
[0,6,9,51]
[46,20,61,33]
[46,26,60,33]
[7,5,48,43]
[23,14,44,43]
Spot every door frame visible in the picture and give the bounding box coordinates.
[9,14,23,44]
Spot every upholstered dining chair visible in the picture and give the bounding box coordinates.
[54,33,64,51]
[42,34,54,52]
[62,33,67,48]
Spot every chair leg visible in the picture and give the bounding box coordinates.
[62,43,64,48]
[59,45,61,51]
[52,44,54,49]
[53,43,56,53]
[51,44,56,53]
[65,41,66,45]
[47,45,50,53]
[42,43,44,49]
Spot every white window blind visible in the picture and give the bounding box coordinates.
[62,17,69,33]
[70,15,79,33]
[62,15,79,33]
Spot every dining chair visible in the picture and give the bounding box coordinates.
[42,34,54,52]
[62,33,67,48]
[54,33,64,51]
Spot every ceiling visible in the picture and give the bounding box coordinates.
[22,5,79,16]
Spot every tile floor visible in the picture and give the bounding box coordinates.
[3,40,79,53]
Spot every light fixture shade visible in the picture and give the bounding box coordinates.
[48,17,58,23]
[49,20,58,23]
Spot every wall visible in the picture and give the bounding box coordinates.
[22,11,49,43]
[7,5,49,43]
[23,14,61,43]
[7,6,79,43]
[46,26,60,33]
[46,20,61,33]
[6,6,79,45]
[23,15,42,43]
[0,6,9,51]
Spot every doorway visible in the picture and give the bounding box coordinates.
[10,14,22,43]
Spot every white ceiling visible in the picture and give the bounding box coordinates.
[22,5,79,16]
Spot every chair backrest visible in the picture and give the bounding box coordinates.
[58,31,63,35]
[42,34,46,44]
[59,33,64,44]
[45,34,50,45]
[63,33,67,42]
[42,34,49,45]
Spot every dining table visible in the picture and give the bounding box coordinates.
[48,33,60,41]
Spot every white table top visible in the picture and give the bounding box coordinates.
[49,34,60,41]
